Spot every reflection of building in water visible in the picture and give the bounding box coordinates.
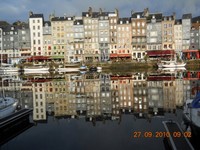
[183,71,200,99]
[0,75,20,98]
[75,74,86,116]
[163,79,176,113]
[175,78,184,107]
[21,80,33,109]
[111,74,133,114]
[100,74,111,116]
[111,76,120,120]
[23,71,200,123]
[190,80,200,98]
[132,73,148,117]
[84,73,101,120]
[53,74,77,118]
[183,80,191,102]
[32,80,47,121]
[147,73,164,115]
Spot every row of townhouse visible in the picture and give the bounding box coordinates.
[1,7,200,64]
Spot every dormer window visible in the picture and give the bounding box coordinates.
[86,14,89,17]
[120,21,123,24]
[77,22,80,25]
[152,15,155,19]
[126,20,129,24]
[137,14,140,19]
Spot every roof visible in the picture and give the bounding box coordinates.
[146,13,163,23]
[175,19,182,25]
[182,13,192,19]
[29,14,44,18]
[162,15,175,21]
[131,12,145,18]
[82,12,100,18]
[2,25,18,32]
[118,18,131,24]
[51,16,73,21]
[74,20,83,25]
[192,16,200,23]
[44,21,51,26]
[99,12,109,17]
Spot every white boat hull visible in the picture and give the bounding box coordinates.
[157,60,186,68]
[24,67,49,73]
[0,67,19,72]
[162,63,186,68]
[58,68,80,72]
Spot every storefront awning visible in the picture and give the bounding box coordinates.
[110,54,131,58]
[147,50,175,56]
[27,56,50,61]
[110,54,118,58]
[182,49,199,52]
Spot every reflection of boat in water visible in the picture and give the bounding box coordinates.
[0,97,18,119]
[58,67,80,73]
[79,65,87,71]
[157,67,186,78]
[24,66,49,74]
[182,92,200,137]
[160,67,186,72]
[158,60,186,68]
[0,63,19,73]
[89,66,102,72]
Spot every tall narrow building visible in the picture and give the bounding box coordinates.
[131,8,148,60]
[162,14,175,51]
[117,18,132,60]
[82,7,100,62]
[182,14,192,50]
[99,10,110,61]
[29,11,44,56]
[109,9,119,61]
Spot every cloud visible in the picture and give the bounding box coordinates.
[0,0,200,23]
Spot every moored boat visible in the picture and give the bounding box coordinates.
[0,63,19,73]
[182,92,200,137]
[158,60,186,68]
[58,67,80,73]
[24,66,49,73]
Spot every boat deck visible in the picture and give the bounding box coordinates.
[163,121,194,150]
[0,108,32,128]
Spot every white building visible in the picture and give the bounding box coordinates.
[29,12,44,56]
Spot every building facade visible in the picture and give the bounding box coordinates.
[131,9,148,60]
[29,12,44,56]
[116,18,132,60]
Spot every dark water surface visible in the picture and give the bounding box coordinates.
[1,111,183,150]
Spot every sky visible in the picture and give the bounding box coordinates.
[0,0,200,23]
